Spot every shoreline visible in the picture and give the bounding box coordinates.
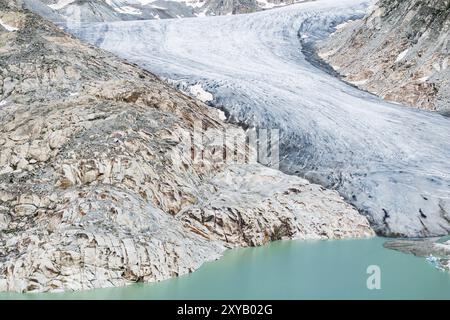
[4,236,450,299]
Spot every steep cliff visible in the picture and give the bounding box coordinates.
[318,0,450,112]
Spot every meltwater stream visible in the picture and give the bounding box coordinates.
[69,0,450,237]
[2,238,450,299]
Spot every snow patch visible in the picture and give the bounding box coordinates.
[257,0,277,9]
[0,19,18,32]
[139,0,204,9]
[148,4,167,10]
[189,84,213,102]
[217,109,227,121]
[0,100,7,107]
[151,13,161,19]
[114,6,143,15]
[48,0,77,10]
[395,48,409,63]
[183,0,206,9]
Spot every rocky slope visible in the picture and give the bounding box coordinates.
[42,0,197,21]
[385,238,450,271]
[0,0,373,293]
[318,0,450,113]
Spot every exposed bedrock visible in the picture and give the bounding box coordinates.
[318,0,450,113]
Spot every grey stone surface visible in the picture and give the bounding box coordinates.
[318,0,450,112]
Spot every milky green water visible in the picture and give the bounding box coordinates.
[1,237,450,300]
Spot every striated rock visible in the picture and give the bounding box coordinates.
[384,238,450,271]
[181,165,373,247]
[384,239,450,257]
[318,0,450,112]
[0,0,374,293]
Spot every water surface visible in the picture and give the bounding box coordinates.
[1,237,449,300]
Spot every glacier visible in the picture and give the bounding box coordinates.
[68,0,450,237]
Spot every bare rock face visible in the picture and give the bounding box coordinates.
[384,238,450,271]
[0,0,373,293]
[181,165,373,247]
[318,0,450,113]
[198,0,259,16]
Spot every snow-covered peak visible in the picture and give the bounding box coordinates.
[30,0,304,23]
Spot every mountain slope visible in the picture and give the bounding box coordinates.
[318,0,450,112]
[43,0,197,21]
[0,0,373,292]
[25,0,305,22]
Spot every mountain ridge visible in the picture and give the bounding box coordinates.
[318,0,450,112]
[25,0,307,22]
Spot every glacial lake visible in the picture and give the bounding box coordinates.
[1,237,450,300]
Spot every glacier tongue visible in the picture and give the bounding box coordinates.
[68,0,450,237]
